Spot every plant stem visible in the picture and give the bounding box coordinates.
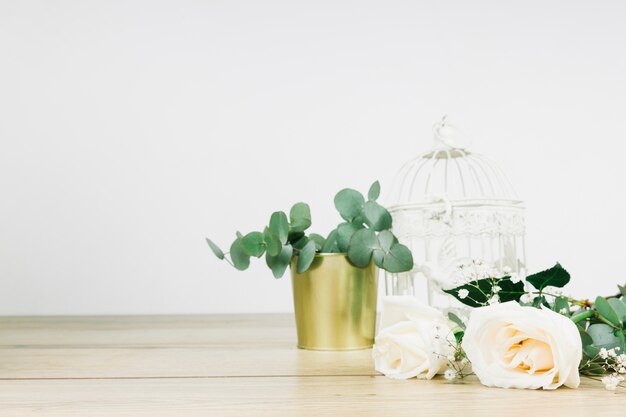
[571,310,594,324]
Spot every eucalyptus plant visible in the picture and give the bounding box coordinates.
[206,181,413,278]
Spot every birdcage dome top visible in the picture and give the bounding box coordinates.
[386,118,522,209]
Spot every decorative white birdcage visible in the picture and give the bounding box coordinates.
[384,117,526,313]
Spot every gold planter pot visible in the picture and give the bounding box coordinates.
[290,254,378,351]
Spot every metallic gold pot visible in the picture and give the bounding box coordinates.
[290,254,378,350]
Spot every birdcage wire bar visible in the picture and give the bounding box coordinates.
[384,118,526,313]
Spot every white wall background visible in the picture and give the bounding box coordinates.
[1,0,625,315]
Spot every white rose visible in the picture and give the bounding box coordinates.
[462,301,581,390]
[373,296,455,380]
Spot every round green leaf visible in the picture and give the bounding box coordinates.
[292,235,310,250]
[309,233,325,251]
[287,230,305,244]
[377,230,396,252]
[608,298,626,324]
[269,211,289,244]
[205,237,224,260]
[336,223,361,252]
[595,296,622,327]
[334,188,365,221]
[587,323,621,349]
[241,232,265,258]
[372,249,385,268]
[382,243,413,273]
[289,202,312,232]
[368,180,381,201]
[266,244,293,278]
[362,201,392,231]
[263,228,281,257]
[230,238,250,271]
[296,240,317,273]
[347,228,378,267]
[321,229,339,253]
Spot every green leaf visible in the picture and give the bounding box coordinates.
[362,201,392,231]
[554,296,570,315]
[334,188,365,221]
[292,236,310,251]
[496,277,526,303]
[205,237,224,260]
[296,240,316,273]
[377,230,396,252]
[583,343,600,359]
[448,312,466,331]
[444,276,525,308]
[241,232,265,258]
[336,223,360,252]
[444,279,496,307]
[229,238,250,271]
[352,214,366,226]
[263,228,281,257]
[309,233,325,251]
[579,330,593,349]
[287,230,305,243]
[381,243,413,273]
[266,244,293,278]
[587,323,622,349]
[619,284,626,298]
[368,180,380,201]
[595,296,622,327]
[269,211,289,244]
[526,262,570,291]
[532,295,552,308]
[347,228,378,267]
[608,298,626,324]
[618,331,626,352]
[289,203,312,233]
[372,249,385,268]
[321,229,339,253]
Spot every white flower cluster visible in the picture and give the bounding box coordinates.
[602,374,625,391]
[598,347,626,391]
[452,259,500,286]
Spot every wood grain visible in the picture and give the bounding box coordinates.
[0,314,624,416]
[1,376,623,417]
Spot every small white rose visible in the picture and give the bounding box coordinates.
[373,296,454,380]
[462,301,581,390]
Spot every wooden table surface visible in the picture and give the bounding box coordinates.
[0,314,624,416]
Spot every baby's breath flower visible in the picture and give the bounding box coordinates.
[458,289,469,299]
[609,348,617,358]
[444,368,457,381]
[487,294,500,305]
[492,285,502,293]
[502,266,512,274]
[509,273,521,284]
[601,374,624,391]
[599,348,608,359]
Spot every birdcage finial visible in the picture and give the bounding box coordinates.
[432,116,472,150]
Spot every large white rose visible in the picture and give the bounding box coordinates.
[462,301,581,390]
[373,296,455,379]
